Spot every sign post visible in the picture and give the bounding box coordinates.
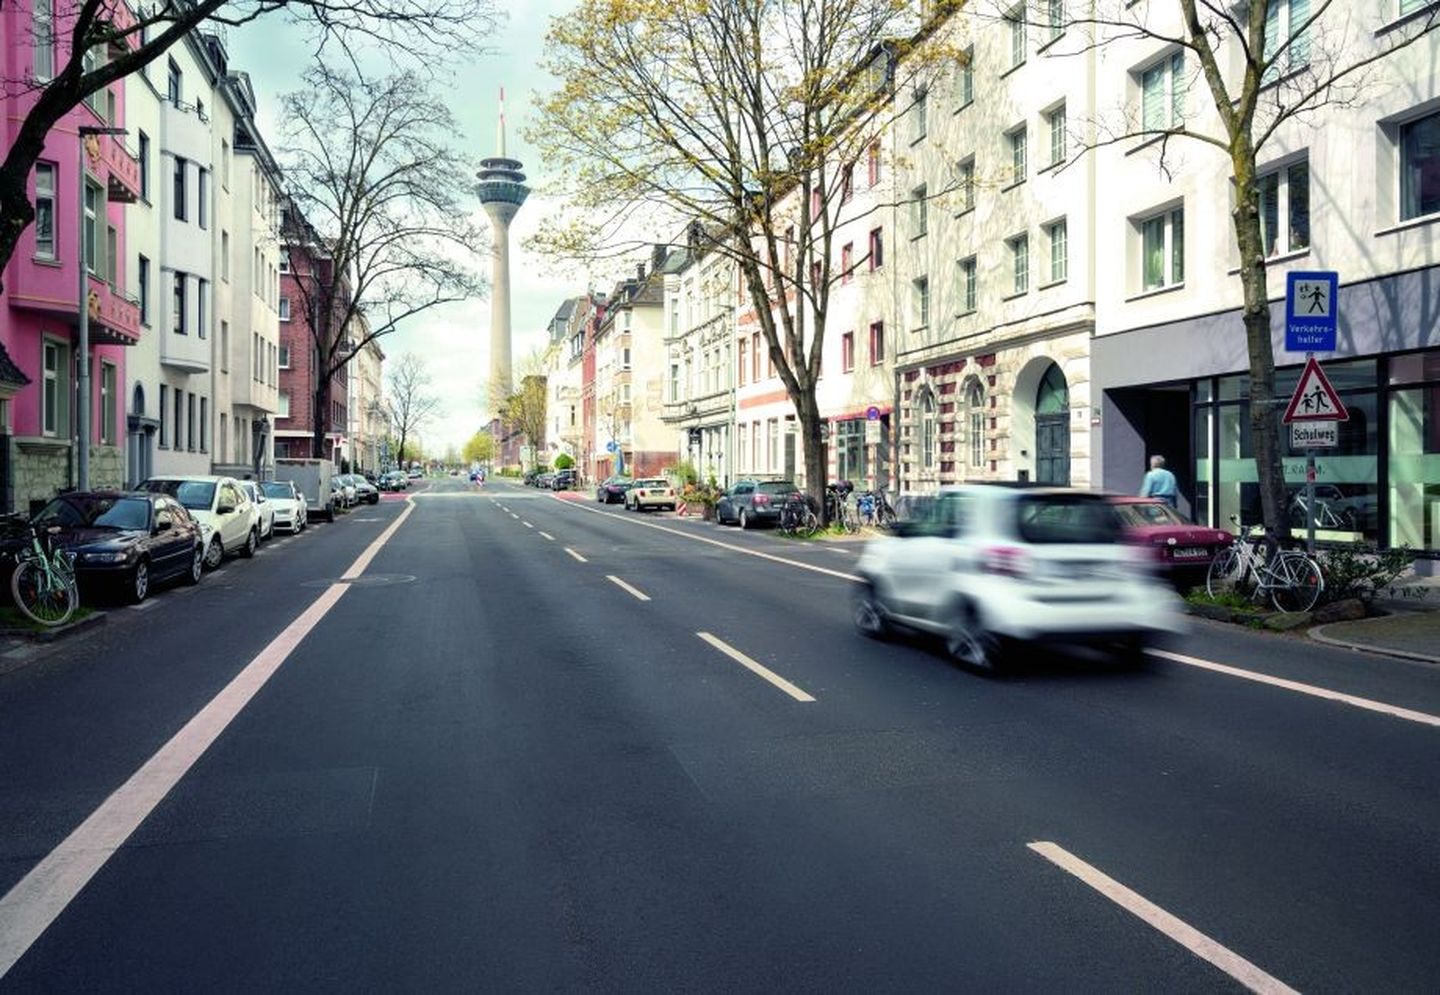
[1284,271,1341,553]
[1282,353,1348,554]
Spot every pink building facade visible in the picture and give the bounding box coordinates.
[1,0,141,513]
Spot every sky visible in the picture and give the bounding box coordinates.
[228,0,611,456]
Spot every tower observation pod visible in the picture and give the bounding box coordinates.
[475,87,530,411]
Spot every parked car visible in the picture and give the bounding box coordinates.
[379,471,408,491]
[407,468,423,480]
[344,474,380,505]
[238,481,276,540]
[330,476,353,510]
[1107,497,1232,585]
[715,479,802,528]
[261,480,308,533]
[596,476,633,504]
[626,477,676,511]
[138,475,261,569]
[535,471,557,489]
[551,469,578,490]
[30,491,205,603]
[852,485,1185,672]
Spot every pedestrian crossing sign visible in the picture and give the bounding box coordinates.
[1283,356,1349,423]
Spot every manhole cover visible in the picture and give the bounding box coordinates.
[301,573,417,589]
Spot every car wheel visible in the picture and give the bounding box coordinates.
[241,527,259,558]
[738,508,751,529]
[852,582,889,639]
[205,537,224,570]
[127,558,150,605]
[183,543,204,585]
[946,604,1002,674]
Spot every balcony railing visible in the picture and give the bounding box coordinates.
[98,132,141,202]
[87,279,141,345]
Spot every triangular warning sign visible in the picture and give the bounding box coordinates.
[1283,357,1349,423]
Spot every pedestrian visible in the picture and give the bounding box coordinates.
[1139,454,1179,508]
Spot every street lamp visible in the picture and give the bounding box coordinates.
[76,124,127,492]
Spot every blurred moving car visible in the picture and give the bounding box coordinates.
[715,479,802,528]
[31,491,205,603]
[406,469,423,480]
[596,476,634,504]
[626,478,676,511]
[852,485,1184,672]
[238,481,276,540]
[138,475,260,569]
[1107,497,1232,585]
[261,480,308,533]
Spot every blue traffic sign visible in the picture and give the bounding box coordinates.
[866,406,881,421]
[605,440,618,453]
[1285,271,1338,352]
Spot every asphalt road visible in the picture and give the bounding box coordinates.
[2,476,1438,992]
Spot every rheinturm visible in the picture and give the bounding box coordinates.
[475,88,530,412]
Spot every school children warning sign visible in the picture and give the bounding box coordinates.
[1282,356,1349,423]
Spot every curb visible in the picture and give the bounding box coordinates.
[0,608,108,647]
[1308,617,1440,666]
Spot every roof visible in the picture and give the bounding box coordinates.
[0,341,30,389]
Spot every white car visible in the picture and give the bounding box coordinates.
[626,477,677,511]
[238,481,276,540]
[139,475,261,569]
[852,485,1185,672]
[332,476,357,508]
[260,480,308,533]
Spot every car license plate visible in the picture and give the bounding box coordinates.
[1172,547,1208,559]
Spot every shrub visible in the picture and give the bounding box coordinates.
[553,453,574,470]
[1317,542,1413,604]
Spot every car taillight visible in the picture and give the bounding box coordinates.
[982,546,1030,578]
[753,494,770,508]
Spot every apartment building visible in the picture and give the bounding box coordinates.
[545,296,587,465]
[275,207,347,464]
[348,332,385,473]
[662,232,735,485]
[1090,2,1440,558]
[2,0,142,512]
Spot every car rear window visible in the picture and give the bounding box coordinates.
[757,481,797,496]
[143,479,216,511]
[637,478,668,488]
[1015,495,1121,544]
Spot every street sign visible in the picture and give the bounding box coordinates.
[1282,356,1349,423]
[866,405,881,421]
[1291,421,1338,448]
[864,420,881,444]
[1284,271,1339,352]
[606,440,618,453]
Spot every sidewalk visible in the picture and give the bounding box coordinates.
[1310,572,1440,664]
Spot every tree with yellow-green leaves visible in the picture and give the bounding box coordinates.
[500,375,548,471]
[532,0,959,520]
[463,431,497,466]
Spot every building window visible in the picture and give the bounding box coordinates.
[173,272,187,333]
[1400,110,1440,222]
[957,47,974,107]
[841,243,854,283]
[167,58,181,105]
[197,278,208,338]
[1048,219,1068,283]
[279,297,291,321]
[1046,0,1064,42]
[278,391,291,419]
[186,393,196,451]
[737,338,747,385]
[1009,233,1030,294]
[751,332,761,381]
[768,419,779,472]
[42,340,66,436]
[138,255,150,324]
[1141,51,1185,132]
[841,162,854,203]
[622,346,631,369]
[33,0,55,80]
[968,382,985,468]
[912,87,928,141]
[105,225,117,285]
[173,156,187,221]
[920,390,936,469]
[1263,0,1311,83]
[221,139,230,190]
[867,141,882,187]
[869,227,884,270]
[197,168,208,228]
[841,331,855,373]
[137,131,149,200]
[174,391,183,451]
[33,162,55,259]
[913,276,930,329]
[911,184,928,237]
[158,384,168,448]
[221,231,230,281]
[100,362,116,445]
[956,157,975,213]
[1257,159,1310,255]
[1008,5,1026,67]
[279,250,290,274]
[200,397,208,452]
[1007,125,1027,186]
[278,344,290,368]
[1047,104,1066,166]
[869,321,885,364]
[959,257,978,313]
[83,180,101,273]
[1140,207,1185,290]
[220,321,229,373]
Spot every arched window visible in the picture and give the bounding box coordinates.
[967,381,984,469]
[919,389,936,470]
[132,383,146,416]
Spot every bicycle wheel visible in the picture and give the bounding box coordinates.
[1206,547,1246,599]
[1269,551,1323,614]
[800,508,820,537]
[10,558,78,627]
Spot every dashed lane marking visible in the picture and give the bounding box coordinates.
[538,532,555,541]
[564,548,588,563]
[696,632,816,703]
[523,522,534,529]
[606,575,651,602]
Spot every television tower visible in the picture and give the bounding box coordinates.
[476,88,530,411]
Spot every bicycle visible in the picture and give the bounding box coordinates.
[3,515,79,626]
[1206,516,1323,613]
[825,481,859,534]
[855,489,898,529]
[777,494,820,537]
[1288,493,1355,532]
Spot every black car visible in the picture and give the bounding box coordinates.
[715,479,802,528]
[30,491,205,604]
[551,469,578,491]
[596,476,634,504]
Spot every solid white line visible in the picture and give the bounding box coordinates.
[696,631,816,703]
[1151,649,1440,728]
[565,548,588,563]
[538,532,555,541]
[606,575,651,602]
[1027,842,1298,994]
[0,499,417,979]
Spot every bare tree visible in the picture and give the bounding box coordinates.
[0,0,498,288]
[1000,0,1437,540]
[532,0,957,518]
[500,374,548,471]
[280,65,485,458]
[387,353,442,469]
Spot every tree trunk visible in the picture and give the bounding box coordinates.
[312,376,331,462]
[795,390,827,524]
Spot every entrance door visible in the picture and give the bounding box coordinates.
[1035,363,1070,485]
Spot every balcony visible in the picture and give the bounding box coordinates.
[86,277,141,345]
[95,132,141,203]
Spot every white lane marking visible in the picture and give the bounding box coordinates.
[1028,842,1298,995]
[523,522,534,529]
[0,499,418,979]
[538,532,555,541]
[1151,649,1440,729]
[510,513,520,520]
[696,631,816,703]
[606,575,651,602]
[559,501,859,582]
[565,548,588,563]
[343,503,418,580]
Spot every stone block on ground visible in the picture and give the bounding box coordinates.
[1264,611,1314,631]
[1313,598,1367,624]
